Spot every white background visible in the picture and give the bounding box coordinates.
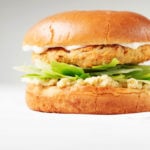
[1,0,150,150]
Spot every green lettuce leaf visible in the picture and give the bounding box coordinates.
[51,61,86,77]
[16,60,89,80]
[84,59,150,81]
[92,58,119,70]
[15,58,150,82]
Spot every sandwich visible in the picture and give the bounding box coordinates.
[16,10,150,114]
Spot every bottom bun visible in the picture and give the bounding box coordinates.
[26,84,150,114]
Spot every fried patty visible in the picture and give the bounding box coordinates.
[32,45,150,68]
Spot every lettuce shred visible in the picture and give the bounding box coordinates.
[15,58,150,82]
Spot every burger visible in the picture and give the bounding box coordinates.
[17,10,150,114]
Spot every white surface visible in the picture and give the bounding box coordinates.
[1,85,150,150]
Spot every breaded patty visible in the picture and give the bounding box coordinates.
[32,45,150,68]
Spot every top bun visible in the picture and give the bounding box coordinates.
[23,10,150,47]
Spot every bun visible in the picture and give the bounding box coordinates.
[23,11,150,47]
[23,11,150,114]
[26,84,150,114]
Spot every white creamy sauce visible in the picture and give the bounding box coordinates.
[120,42,150,49]
[23,45,85,53]
[140,60,150,65]
[21,78,58,86]
[64,45,86,50]
[23,42,150,54]
[23,45,49,53]
[21,75,150,90]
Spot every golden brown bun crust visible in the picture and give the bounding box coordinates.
[23,10,150,47]
[26,84,150,114]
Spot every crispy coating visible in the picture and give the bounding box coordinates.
[32,45,150,68]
